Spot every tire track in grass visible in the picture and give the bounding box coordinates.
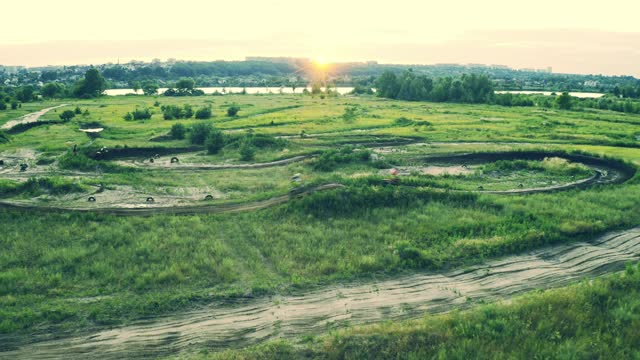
[2,228,639,359]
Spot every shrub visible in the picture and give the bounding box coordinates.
[195,106,213,119]
[227,105,240,117]
[162,104,193,120]
[313,147,371,171]
[342,106,359,122]
[205,129,225,154]
[169,123,186,140]
[393,117,414,126]
[74,106,82,115]
[239,140,255,161]
[0,177,85,197]
[0,130,9,143]
[0,102,6,110]
[130,107,152,120]
[59,110,76,122]
[123,112,133,121]
[190,122,213,145]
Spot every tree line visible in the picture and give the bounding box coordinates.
[375,70,495,103]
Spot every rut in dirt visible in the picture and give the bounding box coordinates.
[2,227,640,359]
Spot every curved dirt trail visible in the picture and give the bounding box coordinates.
[117,154,313,170]
[3,227,639,359]
[0,151,633,215]
[1,104,68,130]
[0,184,343,216]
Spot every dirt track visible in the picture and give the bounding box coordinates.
[117,154,313,170]
[0,104,68,130]
[0,184,343,216]
[3,227,639,359]
[0,150,633,215]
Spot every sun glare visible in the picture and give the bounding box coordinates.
[313,58,329,70]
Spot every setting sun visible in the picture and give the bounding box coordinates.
[313,58,329,69]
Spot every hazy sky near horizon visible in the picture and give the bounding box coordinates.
[1,0,639,76]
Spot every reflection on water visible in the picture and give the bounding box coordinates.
[496,90,604,98]
[106,87,605,98]
[104,87,355,96]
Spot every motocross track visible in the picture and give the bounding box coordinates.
[2,227,639,359]
[0,104,68,130]
[0,150,634,214]
[1,110,639,358]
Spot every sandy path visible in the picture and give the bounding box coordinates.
[1,104,68,130]
[2,227,639,359]
[117,155,313,170]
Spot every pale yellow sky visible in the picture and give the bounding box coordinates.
[1,0,639,76]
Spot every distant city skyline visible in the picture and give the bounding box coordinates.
[1,0,639,77]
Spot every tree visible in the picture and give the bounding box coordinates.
[555,92,573,110]
[73,68,107,98]
[59,110,76,122]
[175,78,195,92]
[170,123,186,139]
[15,86,34,102]
[205,129,225,154]
[141,81,159,96]
[132,81,141,94]
[41,83,64,98]
[311,82,322,96]
[375,71,400,99]
[74,106,82,115]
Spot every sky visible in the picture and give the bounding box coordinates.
[1,0,639,76]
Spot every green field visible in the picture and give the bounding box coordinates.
[1,93,640,357]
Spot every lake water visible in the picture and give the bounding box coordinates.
[495,90,604,98]
[104,87,355,96]
[106,87,605,99]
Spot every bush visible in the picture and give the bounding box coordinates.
[162,104,193,120]
[195,106,213,120]
[0,102,6,111]
[169,123,186,140]
[190,122,213,145]
[313,147,371,171]
[130,107,152,120]
[227,105,240,117]
[239,140,255,161]
[393,117,414,126]
[59,110,76,122]
[0,177,85,197]
[342,106,359,122]
[0,130,9,143]
[74,106,82,115]
[205,129,225,154]
[123,112,133,121]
